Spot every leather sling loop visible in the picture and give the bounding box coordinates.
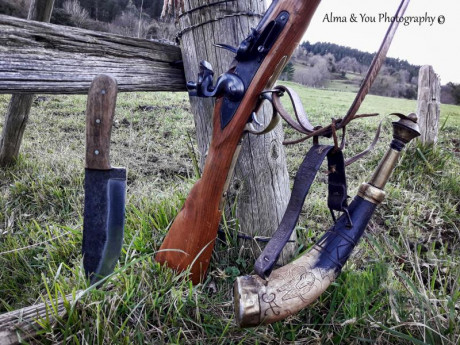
[327,149,351,226]
[270,85,383,167]
[345,120,382,166]
[254,144,349,279]
[272,85,315,133]
[271,84,377,142]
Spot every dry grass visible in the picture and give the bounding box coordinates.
[0,84,459,344]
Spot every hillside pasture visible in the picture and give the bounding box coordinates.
[0,83,459,344]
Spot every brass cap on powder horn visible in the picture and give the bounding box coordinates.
[391,112,420,143]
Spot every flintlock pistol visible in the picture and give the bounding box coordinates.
[156,0,323,284]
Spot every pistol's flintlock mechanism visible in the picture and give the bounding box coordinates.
[185,10,290,131]
[186,61,245,102]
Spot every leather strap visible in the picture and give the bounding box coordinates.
[254,145,351,279]
[254,144,332,278]
[327,149,348,212]
[272,85,315,133]
[345,120,382,166]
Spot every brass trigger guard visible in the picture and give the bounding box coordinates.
[244,91,281,135]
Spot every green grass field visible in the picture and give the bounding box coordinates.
[0,83,459,344]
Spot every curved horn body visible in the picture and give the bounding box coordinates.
[234,113,420,327]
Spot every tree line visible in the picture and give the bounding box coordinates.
[53,0,164,23]
[280,44,419,100]
[297,41,459,104]
[302,41,420,81]
[0,0,164,23]
[0,0,175,41]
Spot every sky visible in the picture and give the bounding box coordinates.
[292,0,460,84]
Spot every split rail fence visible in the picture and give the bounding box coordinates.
[0,3,187,343]
[0,15,186,94]
[0,12,187,167]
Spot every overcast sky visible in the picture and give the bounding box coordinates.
[291,0,460,84]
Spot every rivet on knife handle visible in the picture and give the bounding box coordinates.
[85,75,118,170]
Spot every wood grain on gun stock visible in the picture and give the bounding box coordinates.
[155,0,322,284]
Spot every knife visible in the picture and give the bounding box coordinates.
[82,74,126,284]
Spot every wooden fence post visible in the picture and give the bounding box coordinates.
[178,1,293,263]
[0,0,55,166]
[416,65,441,144]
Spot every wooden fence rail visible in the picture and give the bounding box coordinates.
[0,0,56,167]
[0,293,76,345]
[0,15,186,94]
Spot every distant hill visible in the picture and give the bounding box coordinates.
[280,41,420,100]
[290,42,458,104]
[301,41,420,81]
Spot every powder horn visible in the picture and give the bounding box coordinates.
[234,113,420,327]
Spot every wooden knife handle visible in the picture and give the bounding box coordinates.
[85,75,118,170]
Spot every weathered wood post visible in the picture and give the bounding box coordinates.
[416,65,441,144]
[0,0,55,166]
[0,292,76,345]
[0,15,186,94]
[177,1,294,262]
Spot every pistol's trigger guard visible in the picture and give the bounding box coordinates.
[244,93,280,135]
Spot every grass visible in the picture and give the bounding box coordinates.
[0,82,459,344]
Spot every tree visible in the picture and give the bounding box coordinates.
[62,0,89,27]
[161,0,183,19]
[145,0,163,18]
[336,56,364,74]
[325,53,336,73]
[395,69,410,83]
[145,19,176,41]
[448,82,460,105]
[0,0,31,18]
[51,7,75,26]
[109,0,151,38]
[125,0,137,15]
[281,62,295,81]
[370,75,396,97]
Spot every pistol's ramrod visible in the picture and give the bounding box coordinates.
[234,113,420,327]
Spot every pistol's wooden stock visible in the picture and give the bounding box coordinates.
[156,0,321,284]
[156,98,241,284]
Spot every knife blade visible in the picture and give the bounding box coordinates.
[82,74,126,284]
